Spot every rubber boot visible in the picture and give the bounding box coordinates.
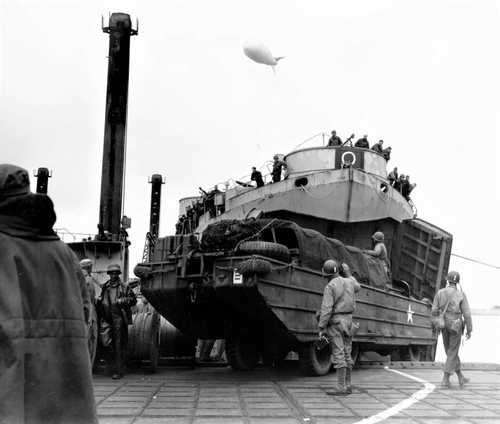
[346,367,353,394]
[326,368,348,395]
[456,370,470,388]
[441,372,451,389]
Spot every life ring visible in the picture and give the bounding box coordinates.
[341,151,357,166]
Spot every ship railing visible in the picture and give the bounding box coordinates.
[226,167,274,190]
[54,228,94,243]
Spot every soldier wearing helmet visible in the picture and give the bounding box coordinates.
[98,263,136,379]
[318,259,361,395]
[80,258,101,303]
[432,270,472,388]
[0,164,97,423]
[363,231,391,280]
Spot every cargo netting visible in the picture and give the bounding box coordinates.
[201,219,390,288]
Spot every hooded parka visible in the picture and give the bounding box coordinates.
[0,194,97,424]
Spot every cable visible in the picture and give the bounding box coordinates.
[451,253,500,270]
[234,218,279,250]
[292,132,324,150]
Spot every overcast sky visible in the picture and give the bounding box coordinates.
[1,0,499,308]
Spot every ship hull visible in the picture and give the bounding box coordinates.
[198,168,413,233]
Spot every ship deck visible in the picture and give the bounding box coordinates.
[93,362,500,423]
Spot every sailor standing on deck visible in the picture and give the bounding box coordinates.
[354,135,369,148]
[318,260,361,395]
[371,139,384,153]
[432,271,472,388]
[271,155,286,183]
[327,130,342,146]
[250,166,265,188]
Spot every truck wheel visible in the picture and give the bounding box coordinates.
[236,241,290,263]
[298,342,332,376]
[226,338,259,371]
[128,309,160,373]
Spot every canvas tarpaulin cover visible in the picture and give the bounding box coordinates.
[201,219,389,288]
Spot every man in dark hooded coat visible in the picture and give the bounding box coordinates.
[0,164,97,424]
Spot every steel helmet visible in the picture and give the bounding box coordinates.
[322,259,338,276]
[107,263,122,274]
[372,231,384,242]
[80,259,93,269]
[446,270,460,284]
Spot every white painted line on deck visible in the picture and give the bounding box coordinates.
[352,365,435,424]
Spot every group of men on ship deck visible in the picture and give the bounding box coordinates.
[250,154,287,188]
[388,167,416,200]
[329,130,417,202]
[175,185,226,234]
[177,129,416,236]
[328,130,393,161]
[249,131,417,204]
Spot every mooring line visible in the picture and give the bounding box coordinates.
[352,366,435,424]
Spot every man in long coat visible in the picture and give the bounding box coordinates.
[98,264,136,379]
[432,271,472,388]
[0,164,97,424]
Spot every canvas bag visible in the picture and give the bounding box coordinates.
[431,299,450,331]
[448,316,463,334]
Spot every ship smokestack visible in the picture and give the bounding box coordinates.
[98,12,138,240]
[149,174,164,238]
[34,167,51,194]
[142,174,164,262]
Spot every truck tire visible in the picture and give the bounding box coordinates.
[128,308,160,372]
[298,342,332,376]
[226,338,259,371]
[238,258,272,276]
[236,241,290,263]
